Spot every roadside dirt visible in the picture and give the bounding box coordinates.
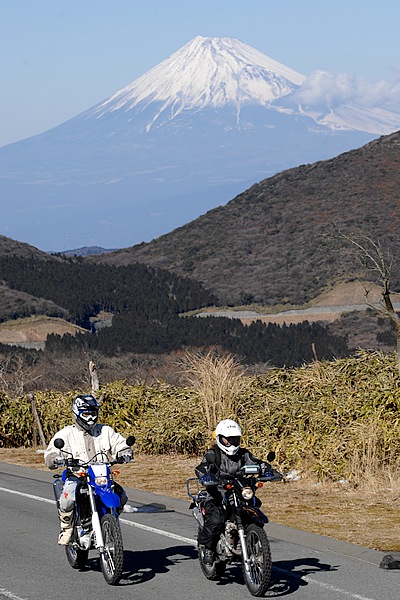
[245,282,385,325]
[0,316,86,345]
[201,281,388,325]
[1,447,399,552]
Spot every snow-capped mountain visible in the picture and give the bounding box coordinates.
[93,36,305,123]
[1,36,399,251]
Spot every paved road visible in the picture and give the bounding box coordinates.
[196,300,400,322]
[0,462,398,599]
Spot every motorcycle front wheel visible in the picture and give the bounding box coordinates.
[99,514,124,585]
[242,523,272,597]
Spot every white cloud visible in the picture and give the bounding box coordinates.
[292,69,400,112]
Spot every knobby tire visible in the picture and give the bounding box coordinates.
[65,536,89,570]
[99,513,124,585]
[242,523,272,596]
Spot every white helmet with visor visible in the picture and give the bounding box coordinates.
[215,419,242,456]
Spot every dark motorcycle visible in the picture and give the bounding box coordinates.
[187,453,282,597]
[52,435,135,585]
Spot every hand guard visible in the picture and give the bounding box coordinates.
[53,456,65,468]
[200,473,219,486]
[259,468,282,482]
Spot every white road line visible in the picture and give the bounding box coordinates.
[0,485,379,600]
[0,487,53,504]
[304,576,377,600]
[0,587,27,600]
[120,517,196,545]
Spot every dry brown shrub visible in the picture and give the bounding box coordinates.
[178,349,248,431]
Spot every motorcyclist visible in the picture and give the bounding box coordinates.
[195,418,272,565]
[44,394,133,545]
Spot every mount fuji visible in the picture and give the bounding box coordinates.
[2,36,400,251]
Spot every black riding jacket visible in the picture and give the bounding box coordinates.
[195,445,271,481]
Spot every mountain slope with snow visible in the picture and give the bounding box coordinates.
[1,36,399,251]
[92,36,305,125]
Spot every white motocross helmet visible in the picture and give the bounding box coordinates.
[215,419,242,456]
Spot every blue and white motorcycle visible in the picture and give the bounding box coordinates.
[52,436,135,585]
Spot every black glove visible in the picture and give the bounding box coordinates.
[260,462,272,473]
[200,473,219,486]
[120,453,132,464]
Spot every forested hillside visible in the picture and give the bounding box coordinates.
[90,131,400,306]
[0,242,348,367]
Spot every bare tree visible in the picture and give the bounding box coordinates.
[336,228,400,375]
[0,353,42,397]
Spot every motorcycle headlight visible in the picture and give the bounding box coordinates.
[242,487,254,500]
[94,476,108,486]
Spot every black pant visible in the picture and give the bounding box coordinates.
[198,499,225,549]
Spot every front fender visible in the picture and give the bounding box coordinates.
[92,485,121,508]
[241,505,269,525]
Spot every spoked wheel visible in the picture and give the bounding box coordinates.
[198,543,226,580]
[99,514,124,585]
[242,524,272,596]
[65,542,89,570]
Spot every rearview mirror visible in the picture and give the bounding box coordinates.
[54,438,65,450]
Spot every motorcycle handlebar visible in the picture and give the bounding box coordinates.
[56,444,121,468]
[258,472,283,482]
[201,471,283,488]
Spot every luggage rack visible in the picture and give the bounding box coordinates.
[186,477,207,501]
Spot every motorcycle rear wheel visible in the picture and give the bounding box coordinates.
[198,543,226,580]
[65,543,89,570]
[242,523,272,596]
[99,514,124,585]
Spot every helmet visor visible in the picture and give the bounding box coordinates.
[221,435,241,447]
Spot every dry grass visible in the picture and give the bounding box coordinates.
[2,349,400,552]
[1,447,400,552]
[179,350,248,430]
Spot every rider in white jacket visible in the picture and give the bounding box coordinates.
[44,394,133,545]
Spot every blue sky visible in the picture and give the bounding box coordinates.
[1,0,399,147]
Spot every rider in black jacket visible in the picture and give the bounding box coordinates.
[195,419,272,565]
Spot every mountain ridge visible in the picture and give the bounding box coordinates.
[88,130,400,306]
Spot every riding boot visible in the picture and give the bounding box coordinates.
[57,509,74,545]
[203,548,215,565]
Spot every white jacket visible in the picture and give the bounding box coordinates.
[44,423,131,469]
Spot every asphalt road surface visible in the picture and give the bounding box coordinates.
[0,462,398,600]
